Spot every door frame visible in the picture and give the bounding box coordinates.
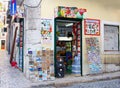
[54,17,83,76]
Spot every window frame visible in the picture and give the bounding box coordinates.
[101,21,120,54]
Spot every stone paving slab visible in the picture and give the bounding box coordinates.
[0,51,31,88]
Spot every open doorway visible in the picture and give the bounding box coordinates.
[1,40,5,50]
[54,18,82,78]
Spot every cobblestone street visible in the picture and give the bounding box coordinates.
[31,79,120,88]
[0,51,31,88]
[60,78,120,88]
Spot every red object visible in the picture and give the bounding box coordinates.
[10,27,18,63]
[66,7,71,14]
[84,18,100,36]
[12,0,15,3]
[11,61,18,68]
[78,8,87,15]
[49,25,52,32]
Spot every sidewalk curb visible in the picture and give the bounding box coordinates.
[54,76,120,87]
[31,72,120,88]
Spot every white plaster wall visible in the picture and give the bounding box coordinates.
[23,0,41,78]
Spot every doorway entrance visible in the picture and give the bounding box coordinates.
[1,40,5,50]
[54,18,82,78]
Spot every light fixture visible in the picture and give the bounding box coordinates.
[65,23,73,27]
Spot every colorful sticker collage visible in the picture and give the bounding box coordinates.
[86,37,102,74]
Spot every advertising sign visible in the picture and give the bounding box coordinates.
[84,19,100,36]
[10,0,17,15]
[55,6,87,19]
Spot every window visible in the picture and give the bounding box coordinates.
[104,25,119,51]
[1,28,7,32]
[4,28,7,32]
[103,24,119,52]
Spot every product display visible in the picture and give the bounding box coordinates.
[55,57,64,78]
[72,54,81,74]
[19,18,24,71]
[28,50,54,81]
[27,18,54,81]
[55,20,82,76]
[72,23,81,74]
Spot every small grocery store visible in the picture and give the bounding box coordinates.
[23,5,103,81]
[54,7,85,77]
[7,0,120,82]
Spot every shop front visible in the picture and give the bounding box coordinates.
[54,18,82,77]
[54,6,86,77]
[24,5,104,82]
[24,6,87,81]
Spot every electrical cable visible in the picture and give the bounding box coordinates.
[23,0,42,8]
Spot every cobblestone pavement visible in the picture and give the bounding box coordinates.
[0,51,31,88]
[60,78,120,88]
[30,79,120,88]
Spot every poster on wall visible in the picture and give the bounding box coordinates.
[54,6,87,19]
[41,18,53,49]
[84,19,100,36]
[86,37,102,74]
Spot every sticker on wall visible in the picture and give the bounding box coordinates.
[84,19,100,36]
[86,37,102,74]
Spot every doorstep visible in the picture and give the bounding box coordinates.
[31,71,120,87]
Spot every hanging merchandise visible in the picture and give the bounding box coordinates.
[18,18,24,71]
[72,23,81,74]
